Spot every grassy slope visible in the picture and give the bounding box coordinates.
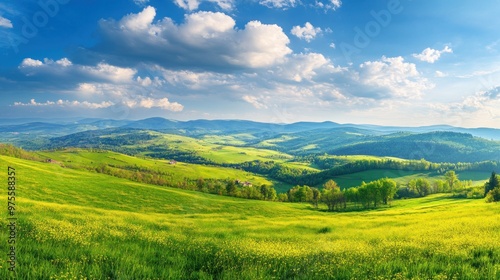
[136,133,293,164]
[333,169,490,189]
[1,155,500,279]
[34,149,276,187]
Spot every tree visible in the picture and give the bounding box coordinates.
[260,184,277,201]
[379,178,397,204]
[321,180,345,211]
[311,187,321,208]
[485,187,500,203]
[444,171,458,192]
[415,178,431,197]
[287,185,312,202]
[433,180,447,193]
[226,180,238,196]
[344,187,359,207]
[365,181,382,208]
[484,171,500,197]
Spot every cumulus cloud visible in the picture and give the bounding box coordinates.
[19,57,137,83]
[20,58,43,67]
[459,86,500,111]
[120,6,156,31]
[279,52,330,82]
[77,83,98,94]
[161,68,233,90]
[124,97,184,111]
[0,16,12,28]
[358,56,433,98]
[82,63,137,83]
[413,46,453,63]
[291,22,321,42]
[13,57,184,113]
[97,7,291,70]
[173,0,234,11]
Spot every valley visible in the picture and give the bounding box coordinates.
[1,118,500,279]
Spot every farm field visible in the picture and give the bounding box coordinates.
[1,154,499,279]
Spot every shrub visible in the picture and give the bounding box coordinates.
[485,187,500,203]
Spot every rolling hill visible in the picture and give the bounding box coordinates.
[37,125,500,163]
[1,154,499,279]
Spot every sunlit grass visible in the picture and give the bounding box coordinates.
[1,155,499,279]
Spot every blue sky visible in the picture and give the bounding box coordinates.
[1,0,500,127]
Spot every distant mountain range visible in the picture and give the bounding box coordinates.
[1,117,499,163]
[1,117,500,139]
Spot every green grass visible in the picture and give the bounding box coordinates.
[333,169,490,189]
[34,149,275,187]
[1,155,499,279]
[134,133,293,164]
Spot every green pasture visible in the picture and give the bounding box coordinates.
[0,155,499,279]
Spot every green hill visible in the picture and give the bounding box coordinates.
[34,148,287,190]
[1,155,500,279]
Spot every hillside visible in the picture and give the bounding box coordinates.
[1,118,500,164]
[1,155,499,279]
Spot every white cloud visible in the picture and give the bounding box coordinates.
[14,57,184,113]
[13,99,114,109]
[426,87,500,126]
[358,56,433,98]
[56,58,72,67]
[173,0,234,11]
[19,58,137,83]
[259,0,297,9]
[242,95,268,109]
[413,46,453,63]
[81,63,137,83]
[181,11,235,40]
[174,0,200,10]
[279,52,330,82]
[0,16,12,28]
[329,0,341,9]
[20,58,43,67]
[291,22,321,42]
[329,42,336,49]
[161,69,233,89]
[314,0,342,11]
[77,83,98,94]
[98,8,292,69]
[125,97,184,111]
[133,0,149,6]
[260,0,340,10]
[435,71,447,78]
[120,6,156,31]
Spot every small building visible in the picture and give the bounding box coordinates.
[243,181,252,187]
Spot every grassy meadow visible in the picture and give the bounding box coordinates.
[333,169,490,189]
[135,133,293,164]
[34,149,277,188]
[1,154,500,279]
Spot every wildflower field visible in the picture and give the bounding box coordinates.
[1,154,500,279]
